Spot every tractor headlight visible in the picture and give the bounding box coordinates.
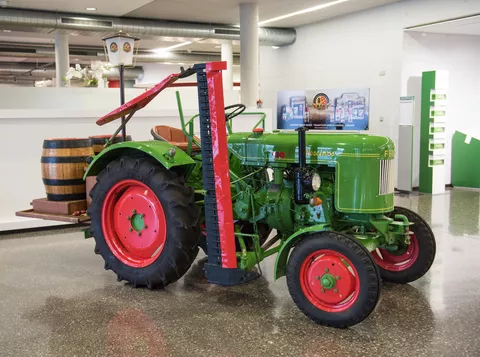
[312,173,321,191]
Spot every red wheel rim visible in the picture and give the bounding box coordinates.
[299,249,360,313]
[102,179,167,268]
[372,234,419,272]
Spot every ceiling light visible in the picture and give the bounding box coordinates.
[152,41,192,53]
[272,46,280,49]
[85,7,97,11]
[258,0,350,25]
[3,29,11,32]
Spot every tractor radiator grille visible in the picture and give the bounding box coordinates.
[379,160,394,195]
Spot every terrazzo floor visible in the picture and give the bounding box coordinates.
[0,188,479,356]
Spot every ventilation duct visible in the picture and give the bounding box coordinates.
[0,8,296,46]
[0,44,240,65]
[0,63,143,80]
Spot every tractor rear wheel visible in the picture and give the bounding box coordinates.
[372,206,436,284]
[88,156,200,288]
[286,232,381,328]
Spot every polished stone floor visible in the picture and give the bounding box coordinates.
[0,188,479,357]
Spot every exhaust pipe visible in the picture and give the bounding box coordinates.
[294,126,309,204]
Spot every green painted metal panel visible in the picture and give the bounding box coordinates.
[452,131,480,189]
[228,132,395,213]
[419,71,435,193]
[274,224,328,280]
[84,141,195,178]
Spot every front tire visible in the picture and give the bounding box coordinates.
[88,156,200,288]
[286,232,381,328]
[372,206,436,284]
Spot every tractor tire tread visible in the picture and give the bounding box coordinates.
[378,206,436,284]
[286,231,381,328]
[88,156,200,289]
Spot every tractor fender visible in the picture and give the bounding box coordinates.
[274,224,329,280]
[84,141,195,178]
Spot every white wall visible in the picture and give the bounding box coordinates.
[0,86,270,231]
[136,62,241,106]
[259,0,480,184]
[137,62,241,85]
[402,31,480,186]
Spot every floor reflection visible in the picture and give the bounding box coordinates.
[2,189,480,356]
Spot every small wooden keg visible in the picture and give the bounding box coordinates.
[90,135,132,155]
[41,138,94,201]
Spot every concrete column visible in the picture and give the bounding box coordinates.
[221,40,233,91]
[54,32,70,87]
[239,2,259,106]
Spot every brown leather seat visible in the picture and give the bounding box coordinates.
[151,125,200,151]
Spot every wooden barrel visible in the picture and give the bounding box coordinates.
[90,135,132,155]
[41,138,94,201]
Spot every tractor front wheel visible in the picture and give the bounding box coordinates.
[286,232,381,328]
[372,206,436,284]
[88,156,200,288]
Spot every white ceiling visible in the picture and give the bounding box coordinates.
[125,0,401,28]
[6,0,401,28]
[407,15,480,36]
[4,0,156,17]
[0,0,401,63]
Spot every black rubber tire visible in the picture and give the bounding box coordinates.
[88,156,200,288]
[286,232,381,328]
[377,206,436,284]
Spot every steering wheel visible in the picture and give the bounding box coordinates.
[224,104,246,121]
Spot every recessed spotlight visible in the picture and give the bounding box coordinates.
[85,7,97,11]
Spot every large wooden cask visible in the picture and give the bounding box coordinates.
[41,138,94,201]
[90,135,132,155]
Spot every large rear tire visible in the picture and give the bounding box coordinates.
[286,232,381,328]
[88,156,200,288]
[372,206,436,284]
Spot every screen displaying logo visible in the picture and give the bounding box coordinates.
[313,93,330,110]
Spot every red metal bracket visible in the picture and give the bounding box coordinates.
[206,62,237,268]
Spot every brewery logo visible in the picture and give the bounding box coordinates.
[313,93,330,110]
[123,42,132,53]
[110,42,118,53]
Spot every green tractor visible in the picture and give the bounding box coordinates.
[85,62,435,328]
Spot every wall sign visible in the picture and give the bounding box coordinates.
[277,88,370,130]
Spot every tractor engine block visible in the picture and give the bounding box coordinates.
[232,170,334,233]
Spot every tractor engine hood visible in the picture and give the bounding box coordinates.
[228,132,395,165]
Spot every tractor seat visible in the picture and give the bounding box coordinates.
[151,125,200,151]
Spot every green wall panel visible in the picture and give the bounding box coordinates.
[452,131,480,189]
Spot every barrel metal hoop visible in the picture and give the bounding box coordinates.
[41,156,90,164]
[42,178,85,186]
[43,139,93,149]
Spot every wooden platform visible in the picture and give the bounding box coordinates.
[32,198,86,215]
[16,209,90,223]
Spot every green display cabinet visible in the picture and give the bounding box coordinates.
[419,70,448,194]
